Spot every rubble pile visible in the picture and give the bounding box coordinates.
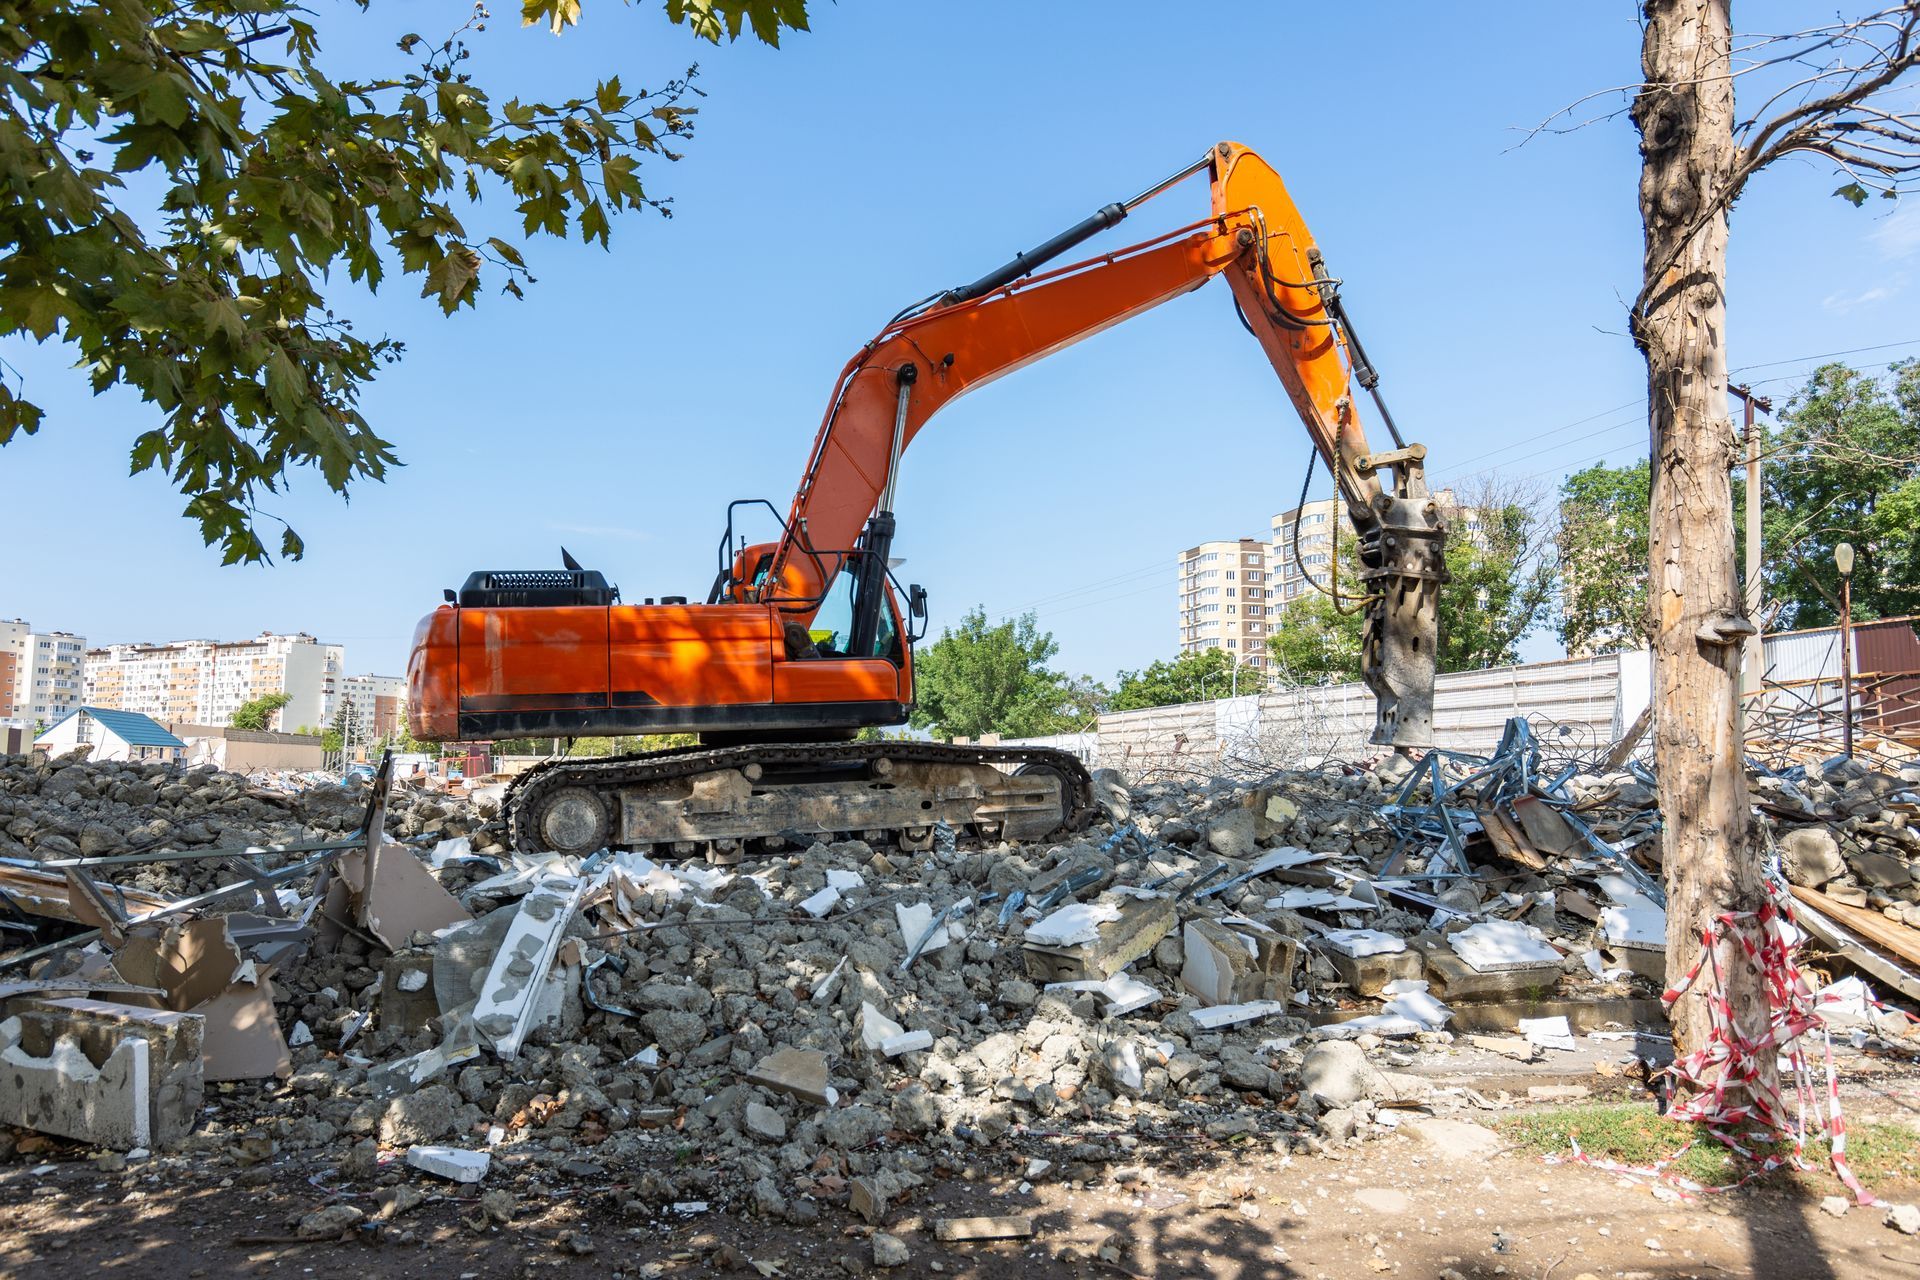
[0,751,504,898]
[3,723,1920,1251]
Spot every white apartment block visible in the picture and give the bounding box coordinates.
[0,618,86,729]
[338,673,408,744]
[1176,539,1271,668]
[1270,498,1346,606]
[85,632,345,731]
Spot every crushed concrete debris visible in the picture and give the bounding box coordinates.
[1,727,1918,1232]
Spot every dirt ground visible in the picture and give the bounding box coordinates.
[7,1044,1920,1280]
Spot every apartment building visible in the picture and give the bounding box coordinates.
[0,618,87,729]
[85,632,345,731]
[337,673,408,744]
[1176,539,1272,669]
[1269,498,1347,607]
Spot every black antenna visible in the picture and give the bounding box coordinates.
[561,547,584,571]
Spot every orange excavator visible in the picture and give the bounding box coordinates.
[407,142,1446,856]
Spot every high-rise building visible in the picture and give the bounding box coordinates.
[1176,539,1271,669]
[1269,498,1349,607]
[1,618,87,729]
[84,632,344,731]
[337,673,408,744]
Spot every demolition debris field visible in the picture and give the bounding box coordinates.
[4,727,1920,1277]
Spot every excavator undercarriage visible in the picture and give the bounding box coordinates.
[505,741,1096,859]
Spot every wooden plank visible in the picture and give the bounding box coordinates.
[1476,807,1547,871]
[1789,885,1920,969]
[1789,894,1920,1003]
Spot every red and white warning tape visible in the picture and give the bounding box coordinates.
[1554,883,1880,1204]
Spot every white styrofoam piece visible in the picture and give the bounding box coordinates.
[798,886,840,918]
[406,1144,491,1182]
[1321,928,1407,958]
[1519,1014,1577,1051]
[858,1001,905,1051]
[1320,1012,1424,1038]
[1447,919,1561,972]
[1043,973,1161,1017]
[1188,999,1289,1029]
[1383,987,1452,1029]
[880,1028,934,1057]
[896,902,952,952]
[1022,900,1122,948]
[825,869,864,892]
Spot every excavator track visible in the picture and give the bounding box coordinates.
[504,740,1096,858]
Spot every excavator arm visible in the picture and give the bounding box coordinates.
[745,141,1445,750]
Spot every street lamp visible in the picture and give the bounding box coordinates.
[1836,542,1856,758]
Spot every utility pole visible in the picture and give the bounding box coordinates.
[1729,384,1771,705]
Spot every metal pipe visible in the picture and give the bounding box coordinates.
[878,364,917,512]
[1121,154,1212,211]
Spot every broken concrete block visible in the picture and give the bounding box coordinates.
[1301,1039,1393,1107]
[1181,919,1298,1006]
[1020,891,1174,983]
[0,1014,151,1150]
[746,1047,832,1106]
[849,1174,886,1224]
[1420,940,1560,1001]
[872,1232,911,1267]
[744,1101,787,1141]
[380,952,439,1034]
[1323,942,1424,997]
[1780,828,1847,887]
[934,1215,1034,1242]
[10,997,203,1149]
[1853,850,1912,889]
[406,1144,490,1182]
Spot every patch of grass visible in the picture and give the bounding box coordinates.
[1496,1102,1920,1191]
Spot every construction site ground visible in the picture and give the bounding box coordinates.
[7,1049,1920,1280]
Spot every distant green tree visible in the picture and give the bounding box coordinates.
[1266,591,1365,684]
[230,690,292,731]
[909,607,1085,740]
[1436,479,1557,671]
[1758,361,1920,628]
[1557,460,1653,655]
[1556,363,1920,645]
[1111,649,1263,710]
[0,0,811,562]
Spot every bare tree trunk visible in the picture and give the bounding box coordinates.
[1633,0,1775,1104]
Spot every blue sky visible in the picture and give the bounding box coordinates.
[3,2,1916,684]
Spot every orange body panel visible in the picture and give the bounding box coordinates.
[607,605,774,707]
[409,609,459,740]
[457,606,610,712]
[773,657,902,705]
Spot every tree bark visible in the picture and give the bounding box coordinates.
[1633,0,1776,1105]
